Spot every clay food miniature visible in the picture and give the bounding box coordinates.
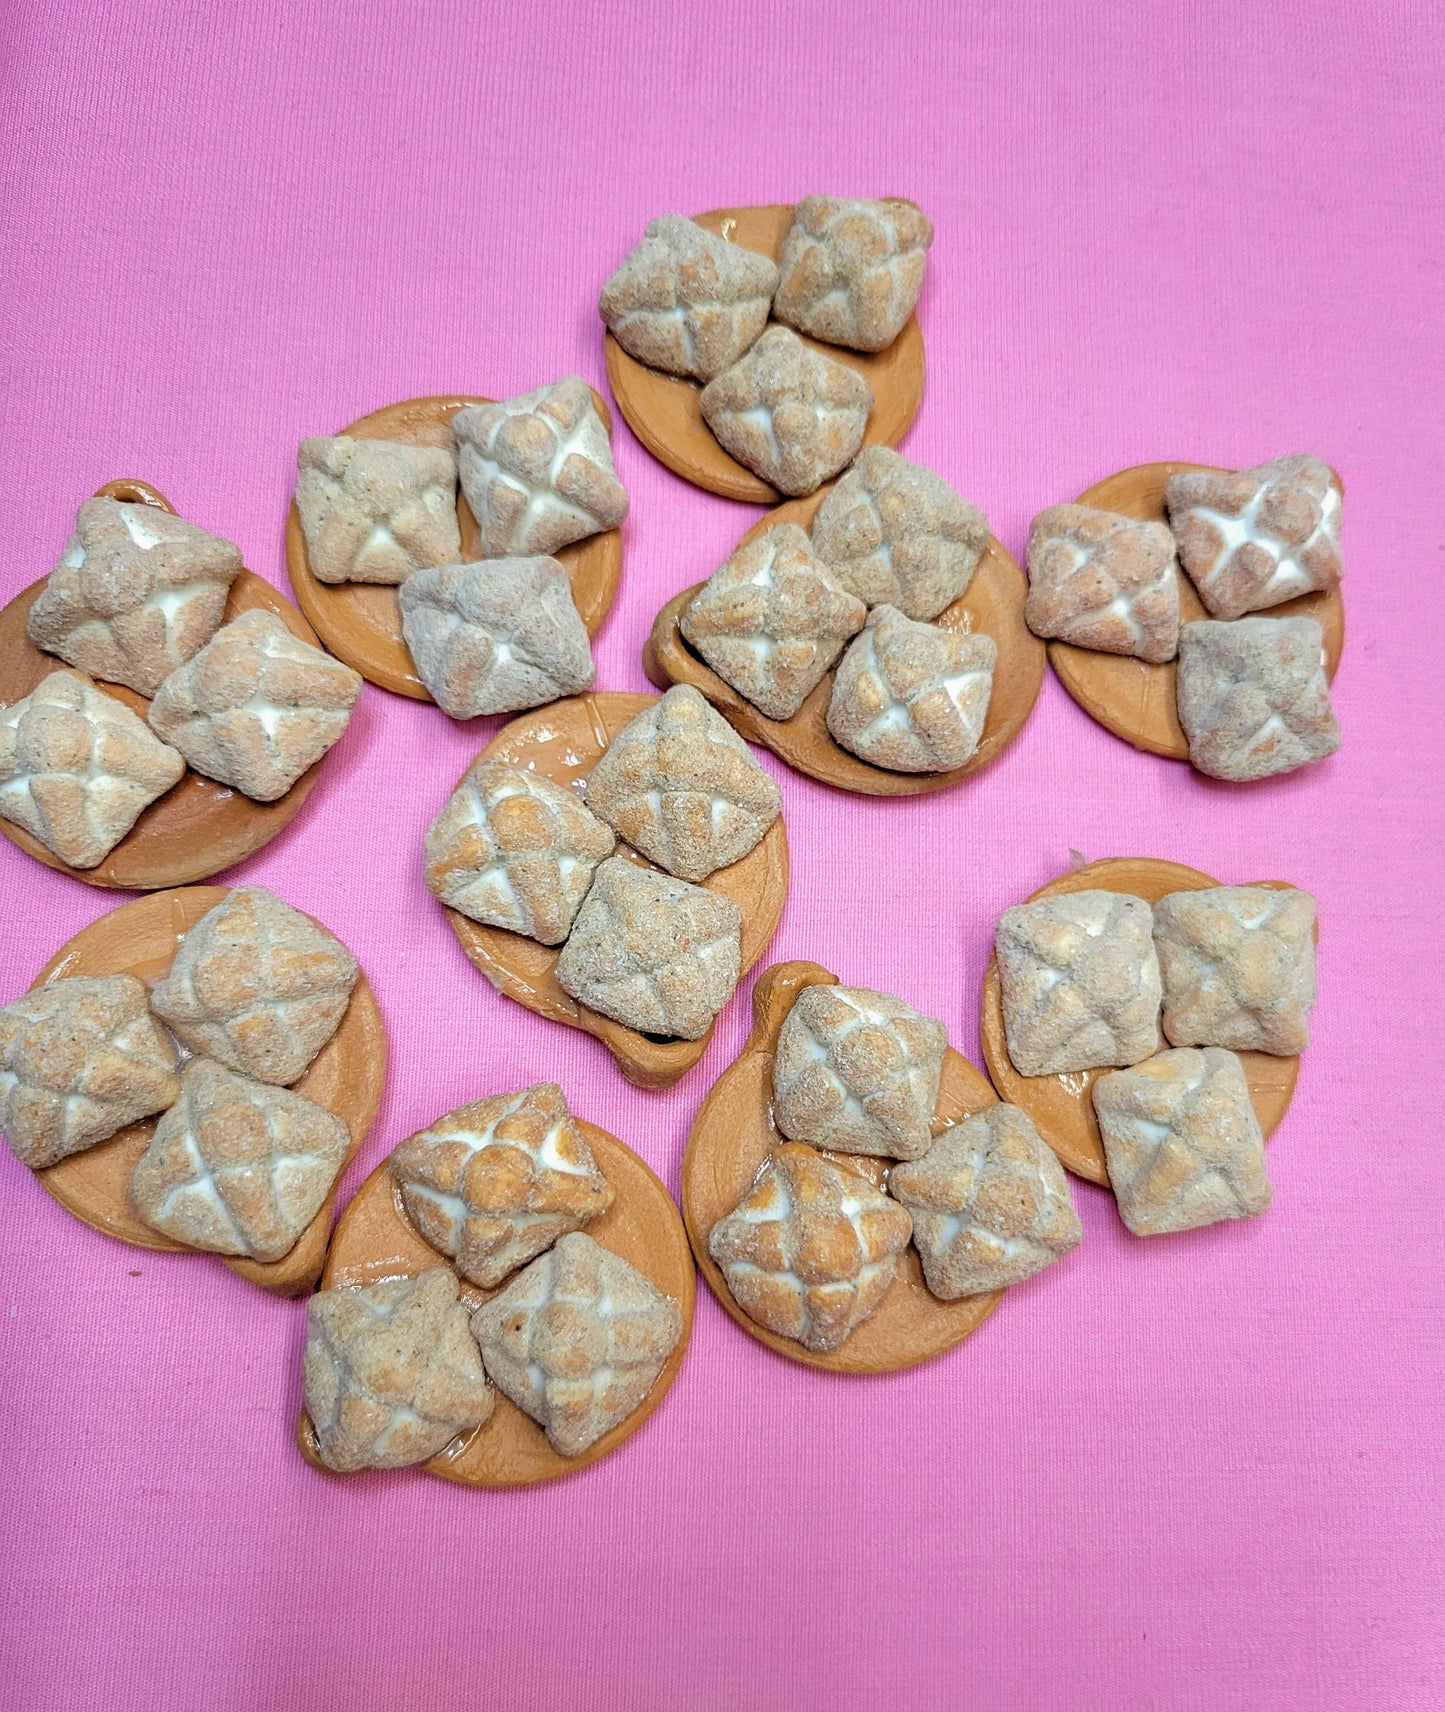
[452,378,628,558]
[772,983,946,1160]
[390,1083,614,1288]
[26,497,242,695]
[425,759,615,945]
[772,197,934,353]
[1176,615,1340,782]
[1025,503,1180,662]
[304,1268,494,1472]
[555,857,742,1041]
[889,1104,1082,1298]
[470,1231,683,1456]
[699,327,872,497]
[294,436,461,585]
[584,685,781,882]
[1093,1046,1272,1236]
[130,1057,349,1261]
[1166,455,1342,621]
[1154,885,1317,1055]
[599,214,780,382]
[679,523,866,720]
[707,1142,913,1352]
[826,605,997,773]
[149,886,359,1086]
[0,670,186,867]
[995,890,1162,1077]
[147,608,362,801]
[0,974,178,1168]
[810,447,989,620]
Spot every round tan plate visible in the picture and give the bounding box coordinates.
[296,1122,695,1485]
[644,489,1044,796]
[285,392,624,699]
[1047,463,1347,760]
[26,887,387,1295]
[0,480,329,890]
[682,960,1003,1373]
[979,857,1307,1185]
[604,204,927,503]
[444,691,789,1089]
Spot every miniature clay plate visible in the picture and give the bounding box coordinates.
[682,960,1003,1374]
[604,204,927,504]
[978,856,1308,1185]
[644,489,1045,796]
[284,392,624,699]
[1047,463,1347,761]
[22,887,387,1295]
[296,1121,695,1486]
[0,479,331,890]
[443,691,789,1090]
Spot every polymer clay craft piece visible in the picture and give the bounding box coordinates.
[470,1231,683,1457]
[707,1142,913,1353]
[889,1104,1082,1298]
[995,889,1162,1077]
[679,523,866,720]
[1176,615,1340,782]
[772,196,934,353]
[452,378,628,558]
[1154,885,1317,1055]
[1166,455,1342,621]
[554,857,742,1041]
[810,447,988,620]
[584,685,781,882]
[147,608,362,801]
[1025,503,1180,663]
[772,982,946,1160]
[294,436,461,585]
[397,557,595,718]
[698,327,872,496]
[304,1268,494,1472]
[826,605,997,773]
[149,886,359,1086]
[0,974,178,1168]
[1093,1046,1272,1236]
[130,1057,350,1262]
[26,497,242,695]
[0,670,185,867]
[424,758,615,945]
[390,1083,615,1288]
[599,215,780,382]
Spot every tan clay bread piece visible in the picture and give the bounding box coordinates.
[294,436,461,585]
[810,447,988,620]
[1093,1046,1272,1236]
[390,1082,614,1289]
[1154,885,1317,1055]
[772,982,946,1160]
[1166,454,1342,621]
[149,886,359,1086]
[398,557,595,719]
[305,1267,495,1472]
[773,197,934,353]
[0,974,178,1168]
[0,669,185,867]
[424,758,615,945]
[599,215,780,382]
[26,497,242,695]
[583,684,781,882]
[1025,503,1179,662]
[889,1103,1082,1299]
[699,327,872,497]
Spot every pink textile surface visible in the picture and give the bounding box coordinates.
[1,1,1442,1707]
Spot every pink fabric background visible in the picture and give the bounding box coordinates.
[2,2,1441,1707]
